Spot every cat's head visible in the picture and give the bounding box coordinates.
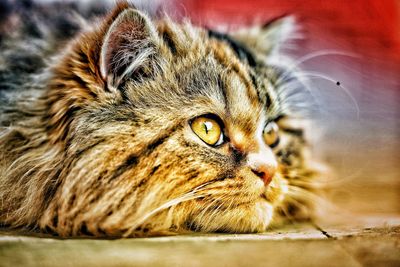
[40,3,317,237]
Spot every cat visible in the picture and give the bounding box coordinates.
[0,1,320,237]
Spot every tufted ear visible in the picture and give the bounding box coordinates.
[100,8,159,89]
[232,16,298,57]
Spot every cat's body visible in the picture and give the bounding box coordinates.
[0,1,319,237]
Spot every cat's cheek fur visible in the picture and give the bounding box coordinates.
[36,126,276,236]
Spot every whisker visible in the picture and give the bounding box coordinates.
[286,184,356,219]
[288,50,360,71]
[203,199,227,230]
[274,76,322,117]
[124,192,205,237]
[289,169,363,187]
[193,192,233,230]
[296,71,360,119]
[286,185,341,214]
[274,50,360,87]
[276,83,314,103]
[123,182,215,236]
[287,186,320,203]
[284,195,314,220]
[191,195,221,230]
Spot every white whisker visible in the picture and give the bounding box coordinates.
[297,71,360,119]
[123,182,215,236]
[274,50,360,87]
[290,169,363,187]
[288,50,360,71]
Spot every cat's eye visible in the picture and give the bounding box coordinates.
[191,116,224,146]
[263,121,279,148]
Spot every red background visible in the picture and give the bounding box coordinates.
[174,0,400,62]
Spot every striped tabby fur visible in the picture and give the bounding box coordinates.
[0,1,320,237]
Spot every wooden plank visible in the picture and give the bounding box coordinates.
[0,223,351,267]
[336,227,400,267]
[1,218,399,267]
[0,236,359,267]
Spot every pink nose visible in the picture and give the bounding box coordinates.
[251,164,276,186]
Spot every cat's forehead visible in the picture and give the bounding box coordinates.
[122,19,269,136]
[208,40,263,132]
[164,25,264,134]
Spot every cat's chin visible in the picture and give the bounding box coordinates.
[188,199,274,233]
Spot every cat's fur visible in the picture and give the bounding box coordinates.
[0,1,319,237]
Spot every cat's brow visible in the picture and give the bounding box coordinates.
[216,75,229,111]
[208,30,257,67]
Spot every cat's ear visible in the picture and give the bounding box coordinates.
[100,8,159,89]
[232,16,298,56]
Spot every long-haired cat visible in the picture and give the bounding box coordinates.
[0,1,320,237]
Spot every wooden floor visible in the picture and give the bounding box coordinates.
[1,215,399,267]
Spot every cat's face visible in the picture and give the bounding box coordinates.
[39,4,316,237]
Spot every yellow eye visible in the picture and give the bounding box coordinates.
[191,116,223,146]
[263,121,279,148]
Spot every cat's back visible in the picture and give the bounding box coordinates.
[0,1,106,95]
[0,0,109,123]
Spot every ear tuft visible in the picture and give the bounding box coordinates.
[232,16,299,56]
[100,8,159,88]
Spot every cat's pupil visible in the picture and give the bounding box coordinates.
[204,121,212,134]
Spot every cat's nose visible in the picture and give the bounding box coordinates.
[251,164,276,186]
[247,151,277,186]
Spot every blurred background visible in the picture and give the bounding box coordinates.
[160,0,400,219]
